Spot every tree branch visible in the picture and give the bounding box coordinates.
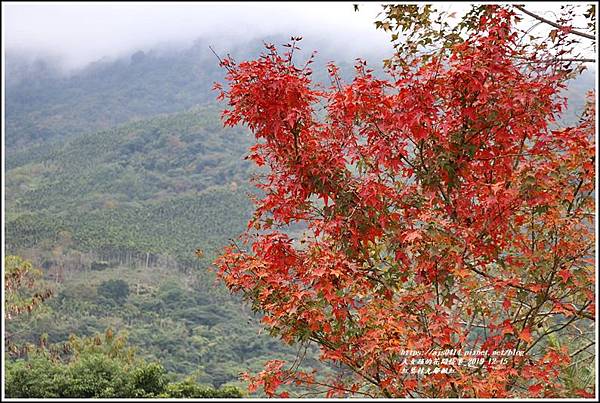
[515,5,596,40]
[515,56,596,64]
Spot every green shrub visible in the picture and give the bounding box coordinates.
[161,378,243,398]
[4,331,244,398]
[97,279,130,304]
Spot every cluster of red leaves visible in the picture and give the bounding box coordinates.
[214,6,595,398]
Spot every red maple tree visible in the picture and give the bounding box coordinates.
[214,6,595,398]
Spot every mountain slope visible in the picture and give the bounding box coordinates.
[5,41,224,151]
[4,106,333,389]
[5,36,381,157]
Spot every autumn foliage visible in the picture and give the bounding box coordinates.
[214,6,595,398]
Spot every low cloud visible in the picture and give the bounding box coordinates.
[3,2,394,71]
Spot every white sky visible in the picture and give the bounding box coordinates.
[2,2,596,70]
[2,2,393,69]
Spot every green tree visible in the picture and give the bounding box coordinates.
[5,329,244,398]
[97,279,130,305]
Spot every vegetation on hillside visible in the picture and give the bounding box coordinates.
[6,326,243,398]
[3,109,328,391]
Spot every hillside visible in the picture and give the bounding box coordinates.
[5,106,260,257]
[3,107,330,390]
[5,41,224,152]
[5,36,380,159]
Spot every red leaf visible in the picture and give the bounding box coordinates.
[501,320,514,336]
[404,230,422,243]
[528,383,544,395]
[519,327,533,343]
[558,269,572,283]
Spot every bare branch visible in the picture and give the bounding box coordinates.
[514,5,596,40]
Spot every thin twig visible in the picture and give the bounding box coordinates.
[514,5,596,40]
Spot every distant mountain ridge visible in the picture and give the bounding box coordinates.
[5,35,390,154]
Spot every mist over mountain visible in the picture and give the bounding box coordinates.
[3,2,392,71]
[5,33,394,158]
[5,33,594,158]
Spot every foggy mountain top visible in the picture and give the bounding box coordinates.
[3,2,394,73]
[3,2,595,84]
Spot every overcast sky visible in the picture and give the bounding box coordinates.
[2,2,596,71]
[3,2,397,70]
